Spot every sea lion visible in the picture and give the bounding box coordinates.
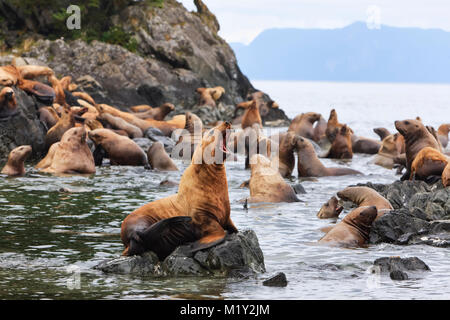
[47,75,66,106]
[247,154,299,203]
[410,147,449,182]
[373,128,391,141]
[374,134,401,169]
[132,103,175,121]
[38,106,59,129]
[120,122,237,259]
[98,112,143,138]
[437,124,450,149]
[395,119,441,181]
[173,111,203,159]
[147,142,178,171]
[0,87,18,118]
[318,206,378,247]
[18,79,55,105]
[288,112,321,140]
[196,87,216,107]
[88,129,149,166]
[443,162,450,187]
[326,109,344,142]
[130,105,152,113]
[38,127,95,174]
[96,104,153,132]
[72,91,96,106]
[296,136,361,177]
[270,131,297,178]
[0,65,20,86]
[241,100,262,129]
[15,65,54,80]
[45,107,87,149]
[337,186,393,219]
[1,145,32,176]
[313,115,327,143]
[326,125,353,159]
[317,196,343,219]
[352,136,381,154]
[145,115,186,137]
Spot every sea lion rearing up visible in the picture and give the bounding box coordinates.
[247,154,300,203]
[1,145,32,176]
[318,206,378,247]
[241,100,262,130]
[296,136,361,177]
[120,122,238,259]
[395,119,441,181]
[288,112,321,140]
[147,142,178,171]
[326,125,354,159]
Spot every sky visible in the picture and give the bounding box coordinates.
[179,0,450,44]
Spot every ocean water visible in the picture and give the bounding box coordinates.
[1,81,450,300]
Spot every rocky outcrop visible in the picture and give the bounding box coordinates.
[372,257,430,280]
[94,229,266,277]
[356,181,450,247]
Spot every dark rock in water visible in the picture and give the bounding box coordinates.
[292,184,306,195]
[132,138,153,152]
[0,87,46,161]
[374,257,430,273]
[144,127,165,138]
[262,272,288,287]
[390,270,409,281]
[144,130,175,153]
[94,229,265,277]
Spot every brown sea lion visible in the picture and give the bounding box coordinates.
[313,115,327,143]
[45,107,87,149]
[16,65,54,80]
[38,127,95,174]
[196,87,216,107]
[296,136,361,177]
[318,206,378,247]
[47,75,66,106]
[337,186,392,219]
[247,154,299,203]
[443,162,450,187]
[130,105,152,113]
[145,115,186,137]
[241,100,262,130]
[395,119,441,181]
[0,65,20,86]
[437,124,450,149]
[72,91,96,106]
[0,87,18,118]
[120,122,237,259]
[288,112,321,140]
[96,104,153,132]
[59,76,72,91]
[410,147,449,181]
[147,142,178,171]
[317,196,343,219]
[174,111,203,159]
[270,131,297,178]
[1,145,32,176]
[18,79,55,105]
[132,103,175,121]
[352,136,381,154]
[38,107,59,129]
[373,127,391,141]
[98,113,143,138]
[326,125,353,159]
[326,109,344,142]
[374,134,401,169]
[88,129,148,166]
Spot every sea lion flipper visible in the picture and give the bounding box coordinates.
[93,145,107,166]
[189,230,227,254]
[134,216,201,260]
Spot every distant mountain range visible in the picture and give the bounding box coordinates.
[230,22,450,82]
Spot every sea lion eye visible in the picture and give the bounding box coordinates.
[404,121,409,125]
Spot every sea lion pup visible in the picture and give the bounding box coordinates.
[326,109,344,142]
[288,112,321,140]
[313,115,327,143]
[410,147,449,182]
[443,162,450,187]
[120,122,238,259]
[132,103,175,121]
[337,186,393,219]
[270,131,297,178]
[98,113,143,138]
[130,105,152,113]
[247,154,300,203]
[174,111,203,159]
[45,107,87,149]
[0,87,18,118]
[395,119,441,181]
[296,136,361,177]
[241,100,262,129]
[147,142,178,171]
[88,129,148,166]
[38,127,95,174]
[325,125,353,159]
[374,134,401,169]
[317,196,343,219]
[1,145,32,176]
[373,127,391,141]
[72,91,96,106]
[47,75,66,106]
[352,136,381,154]
[318,206,378,247]
[18,79,55,105]
[437,124,450,149]
[196,87,216,107]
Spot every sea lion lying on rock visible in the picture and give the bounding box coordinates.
[132,103,175,121]
[318,206,378,247]
[296,136,361,177]
[337,186,393,219]
[410,147,448,182]
[247,154,300,203]
[98,113,143,139]
[121,122,238,260]
[443,162,450,187]
[1,145,32,176]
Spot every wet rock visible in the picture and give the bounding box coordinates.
[292,183,306,195]
[374,257,430,273]
[94,229,265,277]
[132,138,153,152]
[144,129,176,153]
[390,270,409,280]
[262,272,288,287]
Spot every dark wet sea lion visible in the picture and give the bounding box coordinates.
[18,79,55,105]
[326,108,345,142]
[1,145,32,176]
[318,206,378,247]
[352,137,381,154]
[121,122,238,260]
[271,131,297,178]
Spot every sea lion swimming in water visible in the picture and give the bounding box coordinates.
[317,196,344,219]
[120,122,238,260]
[1,145,32,176]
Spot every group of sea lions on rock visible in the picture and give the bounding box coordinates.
[1,61,450,271]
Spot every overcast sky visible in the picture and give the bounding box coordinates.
[180,0,450,44]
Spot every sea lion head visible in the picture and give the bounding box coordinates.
[184,111,203,134]
[63,126,87,144]
[295,136,314,152]
[317,196,343,219]
[85,119,103,131]
[280,131,299,152]
[161,103,175,113]
[8,145,32,164]
[344,206,378,236]
[304,112,321,124]
[395,119,423,138]
[192,121,231,165]
[88,128,111,145]
[379,134,398,155]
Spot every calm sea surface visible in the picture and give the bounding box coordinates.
[1,81,450,299]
